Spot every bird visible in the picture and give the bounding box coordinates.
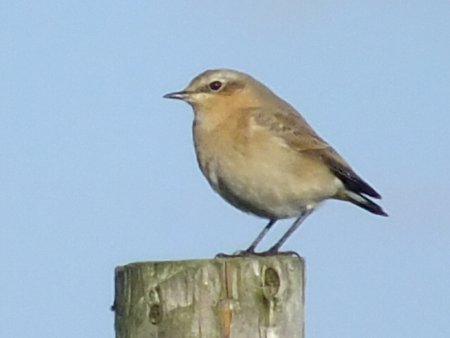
[164,69,387,254]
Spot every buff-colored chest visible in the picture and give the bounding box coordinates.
[192,103,340,219]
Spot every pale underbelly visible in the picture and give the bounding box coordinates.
[202,156,340,219]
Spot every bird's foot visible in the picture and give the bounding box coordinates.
[215,250,257,258]
[265,249,301,258]
[215,249,301,259]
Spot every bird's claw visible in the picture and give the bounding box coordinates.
[215,249,301,259]
[215,250,256,258]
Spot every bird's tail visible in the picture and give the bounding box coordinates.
[344,191,388,216]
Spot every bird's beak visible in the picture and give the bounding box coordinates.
[163,90,190,101]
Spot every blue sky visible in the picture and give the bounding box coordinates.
[1,1,449,337]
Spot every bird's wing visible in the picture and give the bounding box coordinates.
[315,147,382,199]
[251,106,382,199]
[251,105,330,151]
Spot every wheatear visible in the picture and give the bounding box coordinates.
[164,69,387,253]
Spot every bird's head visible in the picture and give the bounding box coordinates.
[164,69,271,111]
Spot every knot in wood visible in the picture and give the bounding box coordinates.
[262,267,281,300]
[148,287,162,325]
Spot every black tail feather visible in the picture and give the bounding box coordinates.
[347,192,388,216]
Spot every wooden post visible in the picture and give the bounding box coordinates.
[113,255,305,338]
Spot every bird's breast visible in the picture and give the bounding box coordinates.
[192,114,339,219]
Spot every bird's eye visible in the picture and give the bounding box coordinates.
[209,81,222,91]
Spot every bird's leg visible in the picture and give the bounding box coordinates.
[215,219,276,258]
[244,219,277,253]
[266,209,313,253]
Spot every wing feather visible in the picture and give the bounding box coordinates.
[251,107,382,199]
